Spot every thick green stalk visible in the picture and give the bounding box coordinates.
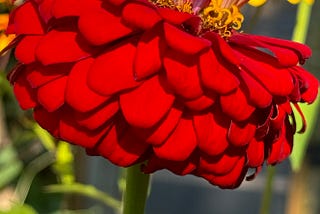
[122,164,150,214]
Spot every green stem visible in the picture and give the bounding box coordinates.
[292,0,313,43]
[260,166,276,214]
[122,164,150,214]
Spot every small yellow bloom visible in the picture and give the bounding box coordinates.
[0,14,15,53]
[248,0,266,6]
[287,0,314,4]
[0,34,15,53]
[248,0,314,6]
[0,14,9,30]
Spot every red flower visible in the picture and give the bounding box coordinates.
[6,0,318,188]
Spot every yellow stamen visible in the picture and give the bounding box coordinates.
[176,0,193,13]
[152,0,176,8]
[149,0,244,37]
[152,0,193,13]
[201,1,244,37]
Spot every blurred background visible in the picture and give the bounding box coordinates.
[0,0,319,214]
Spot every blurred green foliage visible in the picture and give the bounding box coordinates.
[0,145,23,189]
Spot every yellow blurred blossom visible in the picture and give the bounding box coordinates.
[248,0,266,6]
[0,14,15,53]
[249,0,314,6]
[287,0,314,4]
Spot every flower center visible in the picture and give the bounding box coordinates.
[151,0,244,37]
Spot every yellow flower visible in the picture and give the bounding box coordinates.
[248,0,266,6]
[287,0,314,4]
[248,0,314,6]
[0,14,15,53]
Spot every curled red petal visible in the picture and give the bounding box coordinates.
[142,154,197,175]
[78,9,133,46]
[59,115,110,148]
[199,151,241,175]
[36,30,92,65]
[134,24,164,80]
[163,23,211,55]
[292,66,319,104]
[26,63,72,88]
[66,58,110,112]
[34,107,60,137]
[238,69,272,108]
[246,138,265,167]
[52,0,80,18]
[37,0,55,22]
[96,119,150,167]
[15,36,43,64]
[88,41,140,96]
[231,33,312,65]
[52,0,102,18]
[13,74,37,110]
[131,104,183,146]
[199,48,239,94]
[270,103,289,131]
[228,120,256,147]
[220,87,255,121]
[7,1,45,35]
[235,47,294,96]
[157,7,194,25]
[37,76,67,112]
[122,1,161,30]
[106,0,126,6]
[120,75,175,128]
[163,50,203,99]
[204,32,240,66]
[153,117,197,161]
[73,99,119,130]
[183,92,216,111]
[193,109,229,156]
[267,118,294,164]
[200,157,247,189]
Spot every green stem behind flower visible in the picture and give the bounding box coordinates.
[122,164,150,214]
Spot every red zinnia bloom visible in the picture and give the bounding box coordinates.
[5,0,318,188]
